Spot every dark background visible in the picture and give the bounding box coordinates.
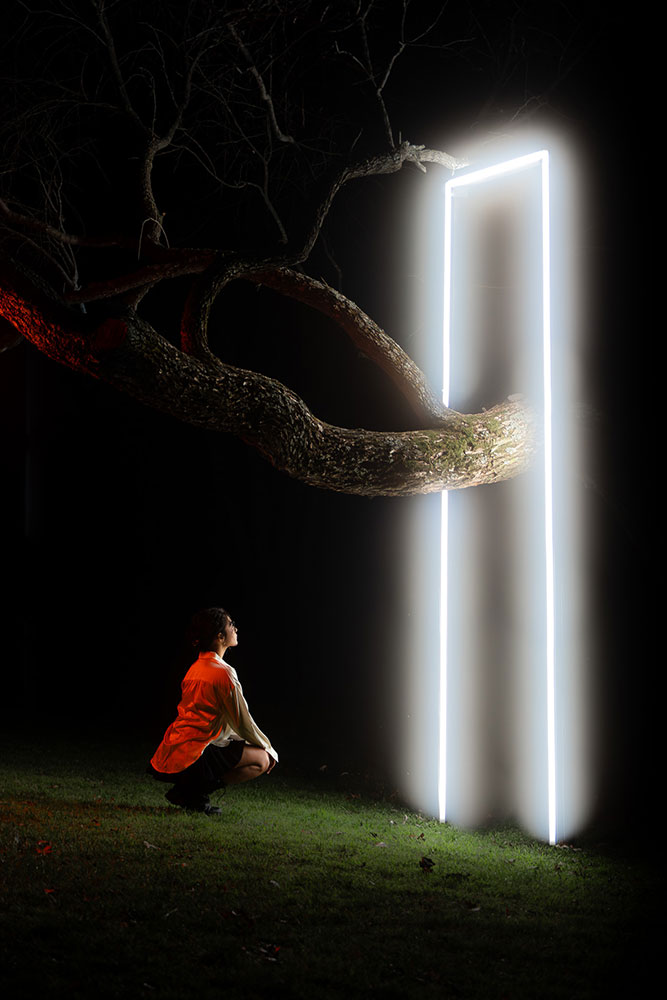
[0,4,650,842]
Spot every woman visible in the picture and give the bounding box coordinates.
[149,607,278,814]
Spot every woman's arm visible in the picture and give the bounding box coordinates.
[220,672,278,762]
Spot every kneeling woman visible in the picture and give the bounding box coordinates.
[149,607,278,814]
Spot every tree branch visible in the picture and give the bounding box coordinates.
[0,198,135,249]
[177,141,465,357]
[246,267,452,426]
[64,250,215,303]
[0,260,534,498]
[227,23,296,147]
[94,0,143,127]
[295,142,467,261]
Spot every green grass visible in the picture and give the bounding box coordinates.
[0,736,653,999]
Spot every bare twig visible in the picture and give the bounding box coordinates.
[94,0,142,126]
[228,22,295,147]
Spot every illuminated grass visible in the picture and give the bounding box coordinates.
[0,737,650,999]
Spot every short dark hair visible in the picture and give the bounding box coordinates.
[187,607,231,651]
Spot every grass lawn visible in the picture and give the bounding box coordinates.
[0,735,654,999]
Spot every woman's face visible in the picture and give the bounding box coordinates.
[222,618,238,648]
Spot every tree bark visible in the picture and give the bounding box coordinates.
[0,262,535,498]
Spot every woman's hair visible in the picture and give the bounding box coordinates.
[187,607,231,652]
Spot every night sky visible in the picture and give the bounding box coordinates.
[1,2,649,839]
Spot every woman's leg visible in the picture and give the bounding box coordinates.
[151,744,270,810]
[223,745,271,785]
[168,765,215,810]
[164,746,236,810]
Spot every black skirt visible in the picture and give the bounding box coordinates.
[148,739,246,788]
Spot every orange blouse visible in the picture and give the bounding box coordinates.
[150,651,277,774]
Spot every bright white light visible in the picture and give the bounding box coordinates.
[540,153,557,846]
[440,150,558,843]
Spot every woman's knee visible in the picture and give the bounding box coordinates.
[240,745,270,774]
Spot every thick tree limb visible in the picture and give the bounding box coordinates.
[179,257,453,429]
[0,261,534,498]
[64,251,216,303]
[246,267,451,426]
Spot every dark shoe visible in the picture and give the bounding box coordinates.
[165,787,189,808]
[165,788,223,814]
[165,787,206,811]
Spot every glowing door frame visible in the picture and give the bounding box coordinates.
[439,150,556,844]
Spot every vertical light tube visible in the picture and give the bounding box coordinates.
[438,181,453,822]
[541,152,557,845]
[440,150,556,841]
